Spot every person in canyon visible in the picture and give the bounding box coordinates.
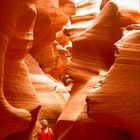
[38,119,54,140]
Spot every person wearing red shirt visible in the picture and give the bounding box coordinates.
[38,119,53,140]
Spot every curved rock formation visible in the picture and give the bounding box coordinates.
[66,1,122,94]
[0,0,39,139]
[24,54,70,139]
[4,105,41,140]
[86,30,140,140]
[59,0,76,17]
[64,0,101,37]
[125,24,140,31]
[55,75,105,140]
[1,0,139,139]
[3,0,39,111]
[66,0,140,94]
[30,0,75,80]
[100,0,140,27]
[100,0,140,11]
[54,1,140,140]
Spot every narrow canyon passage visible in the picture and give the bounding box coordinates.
[0,0,140,140]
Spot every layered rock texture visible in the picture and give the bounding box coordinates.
[54,0,140,140]
[0,0,140,140]
[30,0,76,80]
[86,29,140,140]
[0,0,38,139]
[24,54,70,139]
[66,0,140,93]
[0,0,70,139]
[64,0,101,37]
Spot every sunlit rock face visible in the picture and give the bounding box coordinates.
[30,0,76,80]
[55,75,106,140]
[66,0,140,94]
[66,1,122,93]
[64,0,101,37]
[59,0,76,17]
[100,0,140,11]
[54,1,140,140]
[0,0,39,139]
[24,54,56,93]
[86,30,140,140]
[100,0,140,27]
[55,26,140,140]
[24,54,70,139]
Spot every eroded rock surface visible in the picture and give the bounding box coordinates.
[30,0,76,80]
[54,1,140,140]
[1,0,140,140]
[67,1,123,93]
[86,30,140,140]
[0,0,38,139]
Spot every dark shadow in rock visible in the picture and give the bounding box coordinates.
[4,105,41,140]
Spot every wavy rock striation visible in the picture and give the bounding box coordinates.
[67,1,122,93]
[86,30,140,140]
[0,0,39,139]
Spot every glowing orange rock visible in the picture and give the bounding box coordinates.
[86,30,140,140]
[54,1,140,140]
[30,0,74,80]
[64,0,99,37]
[4,0,39,112]
[100,0,140,27]
[67,1,122,94]
[0,0,39,139]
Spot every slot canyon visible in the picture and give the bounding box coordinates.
[0,0,140,140]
